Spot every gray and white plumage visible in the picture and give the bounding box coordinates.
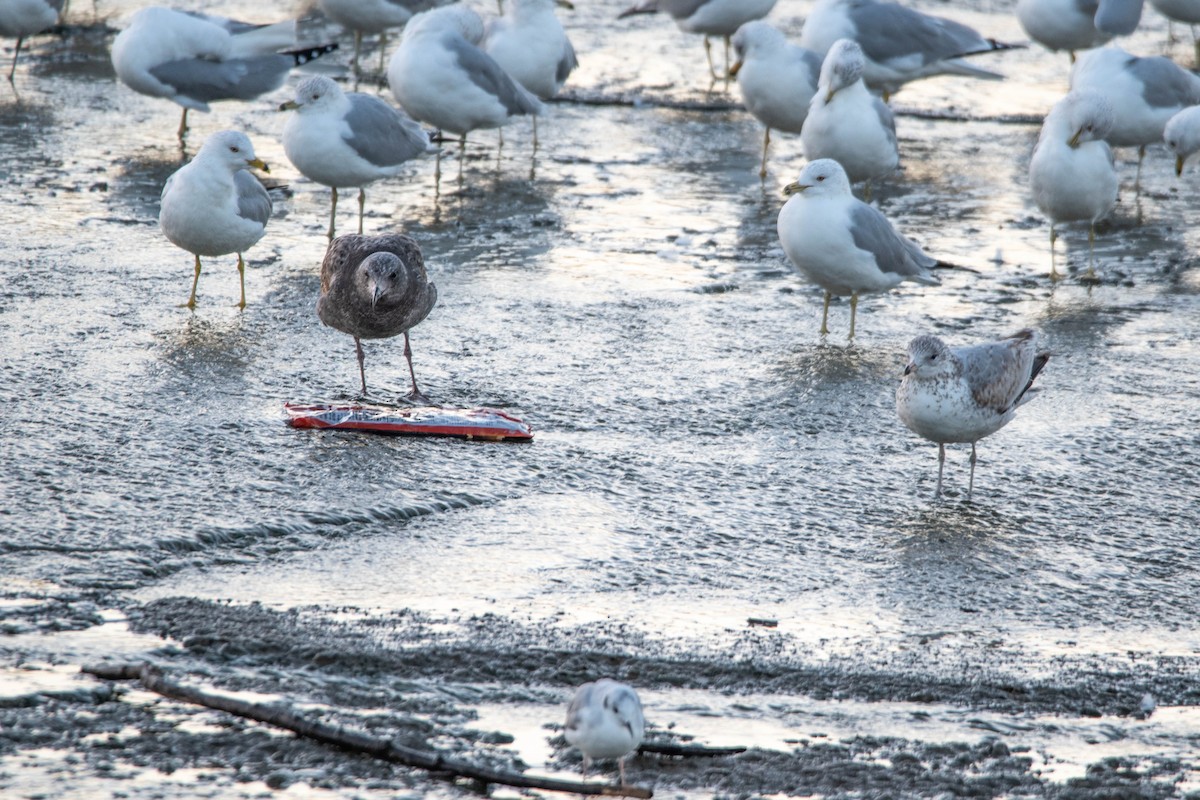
[800,38,898,188]
[1029,90,1118,279]
[484,0,577,101]
[316,0,449,36]
[730,20,822,177]
[111,7,337,134]
[1070,45,1200,149]
[0,0,63,80]
[777,159,937,338]
[282,75,432,239]
[896,328,1049,499]
[1164,104,1200,175]
[616,0,778,37]
[1017,0,1143,55]
[1150,0,1200,22]
[387,5,542,136]
[159,130,272,308]
[318,233,438,398]
[564,679,645,785]
[800,0,1019,98]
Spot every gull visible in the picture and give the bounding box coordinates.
[896,328,1049,500]
[317,233,438,400]
[800,0,1020,99]
[1029,90,1118,280]
[729,20,823,178]
[1149,0,1200,63]
[158,130,272,309]
[281,75,432,241]
[617,0,778,81]
[1165,104,1200,174]
[1017,0,1143,59]
[0,0,63,81]
[564,679,645,786]
[777,159,937,339]
[1070,44,1200,187]
[387,6,542,173]
[111,7,337,143]
[800,38,898,197]
[484,0,578,147]
[315,0,452,78]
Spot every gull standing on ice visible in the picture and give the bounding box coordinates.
[896,328,1049,500]
[777,159,937,339]
[317,233,438,400]
[111,7,337,143]
[617,0,778,81]
[1164,104,1200,174]
[0,0,63,81]
[388,6,542,175]
[1029,90,1118,279]
[1016,0,1143,58]
[800,0,1020,99]
[315,0,452,78]
[729,20,823,178]
[484,0,578,148]
[1070,44,1200,187]
[158,130,272,309]
[800,38,898,197]
[564,679,645,785]
[281,75,432,241]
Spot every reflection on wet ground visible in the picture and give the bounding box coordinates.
[1,0,1199,796]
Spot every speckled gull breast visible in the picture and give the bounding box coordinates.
[281,75,433,241]
[1028,89,1118,280]
[158,130,272,309]
[1164,104,1200,175]
[618,0,778,80]
[729,20,822,178]
[800,0,1021,99]
[896,328,1049,500]
[800,37,898,197]
[777,159,937,339]
[0,0,63,81]
[111,7,338,142]
[1070,44,1200,187]
[564,679,645,786]
[317,233,438,401]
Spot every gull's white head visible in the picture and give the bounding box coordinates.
[782,158,852,198]
[819,38,864,101]
[903,334,954,379]
[731,20,787,73]
[405,5,485,43]
[1164,106,1200,176]
[281,75,346,114]
[196,130,268,174]
[1041,89,1115,149]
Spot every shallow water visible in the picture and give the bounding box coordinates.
[2,0,1199,796]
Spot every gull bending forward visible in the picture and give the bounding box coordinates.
[564,679,645,785]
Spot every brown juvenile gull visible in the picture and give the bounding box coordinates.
[318,233,438,400]
[896,328,1049,500]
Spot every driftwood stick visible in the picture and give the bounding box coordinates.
[83,662,652,799]
[638,742,746,757]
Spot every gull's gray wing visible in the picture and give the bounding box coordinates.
[955,331,1038,413]
[565,682,598,729]
[849,203,937,280]
[235,170,272,226]
[1095,0,1143,35]
[344,93,431,167]
[794,46,823,85]
[557,37,579,85]
[447,33,541,115]
[1128,55,1200,109]
[659,0,711,18]
[873,96,897,150]
[848,0,992,65]
[149,54,292,103]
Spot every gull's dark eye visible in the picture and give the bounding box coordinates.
[817,175,825,182]
[230,146,239,153]
[312,93,320,100]
[930,354,937,360]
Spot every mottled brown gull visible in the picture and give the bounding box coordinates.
[317,234,438,400]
